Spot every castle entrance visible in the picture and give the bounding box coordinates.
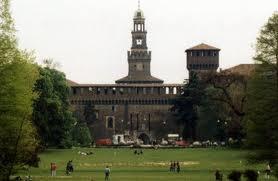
[138,133,150,145]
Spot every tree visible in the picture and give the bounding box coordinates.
[171,72,205,140]
[197,86,228,141]
[202,70,249,140]
[32,63,75,148]
[245,12,278,173]
[0,0,39,179]
[71,122,92,147]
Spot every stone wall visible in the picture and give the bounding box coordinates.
[69,84,183,142]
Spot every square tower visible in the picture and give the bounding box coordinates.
[185,43,220,75]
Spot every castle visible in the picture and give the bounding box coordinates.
[68,6,220,144]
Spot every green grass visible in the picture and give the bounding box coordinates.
[18,148,275,181]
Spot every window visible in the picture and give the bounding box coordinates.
[72,88,77,95]
[107,117,114,129]
[120,88,124,95]
[166,87,169,94]
[196,52,200,56]
[97,88,101,95]
[112,87,116,95]
[104,88,108,95]
[173,87,177,95]
[112,105,116,112]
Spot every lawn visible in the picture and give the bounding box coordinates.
[18,148,275,181]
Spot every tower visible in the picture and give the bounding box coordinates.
[185,43,220,75]
[116,7,163,84]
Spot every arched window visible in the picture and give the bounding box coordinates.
[107,117,114,128]
[112,87,116,95]
[166,87,169,94]
[173,87,177,95]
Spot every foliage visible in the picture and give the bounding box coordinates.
[227,170,242,181]
[202,71,248,140]
[197,86,228,141]
[245,12,278,174]
[0,0,39,179]
[32,64,75,148]
[243,170,258,181]
[71,122,92,147]
[171,72,205,140]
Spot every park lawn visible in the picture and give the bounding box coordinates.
[18,148,275,181]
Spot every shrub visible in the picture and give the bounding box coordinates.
[228,170,241,181]
[243,170,258,181]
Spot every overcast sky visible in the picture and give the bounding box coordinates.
[12,0,277,84]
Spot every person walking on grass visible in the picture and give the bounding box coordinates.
[50,162,57,176]
[176,161,180,173]
[173,161,176,172]
[104,166,111,181]
[169,161,173,172]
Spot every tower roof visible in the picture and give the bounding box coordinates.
[186,43,220,51]
[116,75,163,84]
[134,9,144,19]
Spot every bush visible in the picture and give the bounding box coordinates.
[243,170,258,181]
[228,170,241,181]
[71,123,92,147]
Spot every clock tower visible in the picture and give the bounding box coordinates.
[116,7,163,84]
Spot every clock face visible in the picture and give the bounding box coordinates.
[136,39,142,45]
[137,63,143,71]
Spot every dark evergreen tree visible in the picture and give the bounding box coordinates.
[171,72,205,140]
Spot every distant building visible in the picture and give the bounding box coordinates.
[68,7,225,143]
[68,7,183,144]
[222,64,255,76]
[185,43,220,77]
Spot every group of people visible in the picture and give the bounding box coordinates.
[50,160,74,177]
[169,161,180,173]
[133,149,143,155]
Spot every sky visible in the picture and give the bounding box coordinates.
[11,0,277,84]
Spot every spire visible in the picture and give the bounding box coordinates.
[138,0,141,9]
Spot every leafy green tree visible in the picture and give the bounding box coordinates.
[172,72,205,140]
[0,0,39,179]
[33,63,75,148]
[71,122,92,147]
[245,12,278,172]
